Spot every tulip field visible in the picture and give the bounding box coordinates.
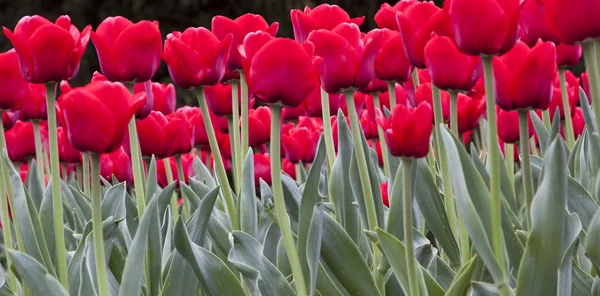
[0,0,599,295]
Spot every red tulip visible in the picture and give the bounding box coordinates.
[17,83,47,121]
[0,50,36,111]
[3,15,91,83]
[124,111,169,158]
[3,112,18,131]
[378,84,409,109]
[424,35,482,92]
[216,131,233,160]
[283,104,309,121]
[548,87,575,120]
[553,71,581,106]
[374,29,414,83]
[204,83,242,117]
[518,0,561,46]
[100,147,133,184]
[572,107,585,139]
[282,118,321,164]
[360,108,380,140]
[5,120,35,163]
[157,154,194,187]
[445,0,519,56]
[380,102,433,158]
[58,126,81,163]
[282,158,297,180]
[497,108,533,144]
[165,111,193,156]
[133,81,176,115]
[539,0,600,44]
[455,94,485,134]
[91,16,162,82]
[415,83,450,122]
[57,80,146,154]
[181,107,209,147]
[303,85,345,117]
[254,153,272,186]
[374,0,418,30]
[242,34,319,107]
[291,4,365,43]
[556,43,582,67]
[248,107,271,147]
[163,27,232,88]
[212,13,279,81]
[493,40,557,111]
[308,23,384,94]
[342,92,367,117]
[381,182,389,207]
[499,138,520,162]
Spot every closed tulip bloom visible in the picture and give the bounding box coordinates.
[283,104,309,121]
[157,155,193,187]
[374,30,414,83]
[57,80,146,154]
[539,0,600,44]
[212,13,279,81]
[282,121,321,164]
[125,111,169,158]
[518,0,561,46]
[308,23,384,94]
[456,94,485,134]
[100,147,133,184]
[291,4,365,43]
[133,82,176,115]
[254,153,272,186]
[554,71,580,105]
[572,107,585,139]
[248,107,271,147]
[374,0,418,30]
[381,102,433,158]
[497,108,533,143]
[180,106,208,147]
[163,27,232,88]
[415,83,450,122]
[58,126,81,163]
[556,43,582,67]
[91,17,162,82]
[359,108,381,140]
[17,83,47,121]
[3,15,91,83]
[5,120,35,163]
[396,1,447,68]
[303,85,345,117]
[548,87,575,120]
[164,111,193,156]
[216,131,233,160]
[379,84,409,109]
[3,112,18,131]
[493,40,557,111]
[0,50,35,111]
[380,182,389,207]
[282,158,297,180]
[445,0,520,56]
[204,83,242,117]
[424,35,482,91]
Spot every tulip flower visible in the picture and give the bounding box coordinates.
[180,107,209,147]
[548,87,575,120]
[164,111,193,156]
[57,126,81,163]
[556,44,582,67]
[518,0,561,46]
[378,84,408,110]
[380,102,433,158]
[157,154,193,188]
[204,83,243,117]
[374,29,414,84]
[253,153,271,186]
[16,83,47,121]
[124,111,168,158]
[455,94,485,134]
[212,13,279,81]
[100,147,133,184]
[374,0,418,30]
[133,82,176,115]
[424,35,482,92]
[216,131,233,160]
[445,0,519,56]
[360,107,382,140]
[248,107,271,147]
[497,108,533,144]
[380,182,389,207]
[163,27,232,88]
[3,15,91,83]
[57,80,146,154]
[493,40,557,111]
[538,0,600,44]
[2,112,18,131]
[282,158,297,180]
[291,4,364,43]
[415,83,450,122]
[0,50,37,112]
[283,104,309,121]
[282,120,321,164]
[303,85,346,117]
[572,107,585,139]
[91,16,162,82]
[5,120,35,163]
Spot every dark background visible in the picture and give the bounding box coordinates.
[0,0,444,102]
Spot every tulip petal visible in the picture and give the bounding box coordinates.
[291,9,321,43]
[355,30,384,89]
[113,20,163,82]
[307,30,358,93]
[3,27,35,82]
[510,42,556,110]
[28,24,76,83]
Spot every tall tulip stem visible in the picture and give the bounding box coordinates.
[402,158,419,296]
[33,121,45,182]
[196,88,239,230]
[240,71,250,170]
[541,110,551,130]
[90,152,110,296]
[373,93,389,176]
[320,88,336,169]
[175,154,189,218]
[46,83,68,287]
[583,40,600,133]
[518,110,534,227]
[128,117,146,216]
[164,158,178,222]
[387,81,397,107]
[450,91,459,136]
[83,153,90,195]
[270,105,308,296]
[559,69,575,148]
[481,55,508,284]
[0,112,15,288]
[231,82,243,195]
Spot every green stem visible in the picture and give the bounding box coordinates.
[240,72,249,170]
[128,118,146,216]
[33,121,44,182]
[559,68,575,148]
[450,91,459,136]
[83,153,90,196]
[76,163,82,189]
[175,154,189,219]
[46,83,68,288]
[295,163,302,184]
[481,55,508,285]
[231,82,243,195]
[584,40,600,134]
[227,117,240,194]
[61,163,67,181]
[411,69,420,88]
[518,110,534,228]
[542,110,551,130]
[270,106,308,296]
[373,93,390,176]
[402,158,419,296]
[320,88,336,169]
[505,143,514,182]
[387,81,397,107]
[197,88,239,230]
[164,158,179,222]
[0,113,16,288]
[90,153,109,296]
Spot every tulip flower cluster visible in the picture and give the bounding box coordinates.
[0,1,598,296]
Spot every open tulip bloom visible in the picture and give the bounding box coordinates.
[1,2,600,296]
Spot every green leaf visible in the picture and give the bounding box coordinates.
[579,87,597,134]
[193,156,216,188]
[573,265,594,296]
[27,161,43,211]
[180,182,201,213]
[146,156,157,205]
[240,148,258,238]
[281,173,301,232]
[307,203,324,296]
[470,282,500,296]
[8,250,68,296]
[446,256,478,296]
[173,219,245,295]
[228,231,295,296]
[567,178,599,230]
[157,182,177,224]
[516,137,568,296]
[558,213,583,296]
[101,183,127,221]
[585,209,600,274]
[530,110,549,156]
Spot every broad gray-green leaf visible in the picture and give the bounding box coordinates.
[146,156,157,204]
[194,156,216,188]
[157,182,177,222]
[585,210,600,274]
[307,203,324,296]
[27,161,44,211]
[240,149,258,238]
[8,250,68,296]
[470,282,500,296]
[567,178,598,230]
[530,110,549,156]
[516,138,568,296]
[101,182,127,221]
[446,256,477,296]
[579,87,596,133]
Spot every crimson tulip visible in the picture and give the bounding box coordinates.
[497,108,533,143]
[3,15,91,83]
[216,131,233,160]
[548,87,575,120]
[374,0,418,30]
[415,83,450,122]
[17,83,47,121]
[380,102,433,158]
[212,13,279,81]
[0,50,36,111]
[164,111,193,156]
[282,120,321,164]
[133,81,176,115]
[5,120,35,163]
[204,83,242,117]
[57,80,146,154]
[424,35,481,91]
[518,0,561,46]
[3,112,18,131]
[553,71,581,106]
[291,4,364,43]
[248,107,271,147]
[539,0,600,44]
[58,126,81,163]
[303,85,345,117]
[91,16,162,82]
[374,29,414,83]
[283,104,309,121]
[157,154,193,187]
[556,43,582,67]
[163,27,232,88]
[572,107,585,139]
[494,40,557,111]
[360,109,380,140]
[100,147,133,184]
[253,153,272,186]
[381,182,389,207]
[455,93,485,134]
[307,23,384,94]
[379,84,408,110]
[282,158,297,180]
[124,111,168,158]
[445,0,519,56]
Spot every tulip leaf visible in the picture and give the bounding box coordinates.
[567,178,599,230]
[445,256,478,296]
[8,250,68,296]
[189,178,210,201]
[101,182,127,221]
[180,182,201,212]
[579,87,597,134]
[240,148,258,238]
[173,219,245,295]
[530,110,550,156]
[307,203,324,296]
[585,209,600,274]
[27,161,43,211]
[145,156,157,205]
[558,213,583,296]
[194,156,216,188]
[573,264,594,296]
[470,282,500,296]
[157,182,177,223]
